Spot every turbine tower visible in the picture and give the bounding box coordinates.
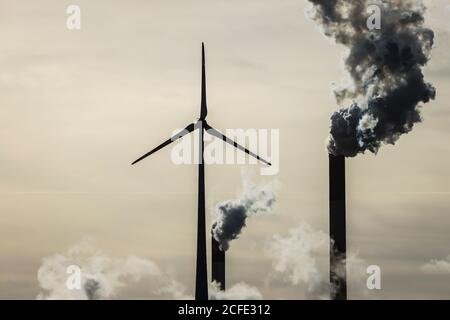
[132,43,271,300]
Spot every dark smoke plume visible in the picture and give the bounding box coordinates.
[84,279,101,300]
[211,182,276,251]
[308,0,436,157]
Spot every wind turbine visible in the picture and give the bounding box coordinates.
[131,43,271,300]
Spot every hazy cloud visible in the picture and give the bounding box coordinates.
[421,255,450,274]
[210,282,262,300]
[265,223,369,299]
[37,238,190,300]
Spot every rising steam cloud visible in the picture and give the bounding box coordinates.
[211,181,276,251]
[266,223,369,299]
[210,282,262,300]
[307,0,436,157]
[265,223,331,299]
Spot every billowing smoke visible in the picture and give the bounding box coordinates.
[37,238,191,300]
[307,0,436,157]
[211,181,276,251]
[265,223,368,299]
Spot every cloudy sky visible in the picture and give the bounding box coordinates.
[0,0,449,299]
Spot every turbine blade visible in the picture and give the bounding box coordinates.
[132,123,196,165]
[200,43,208,120]
[204,124,271,166]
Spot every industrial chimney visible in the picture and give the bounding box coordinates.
[329,153,347,300]
[211,237,225,290]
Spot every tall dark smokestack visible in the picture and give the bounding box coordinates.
[211,237,225,290]
[307,0,435,300]
[329,153,347,300]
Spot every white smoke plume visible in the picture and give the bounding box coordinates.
[265,223,368,299]
[265,223,331,299]
[210,282,262,300]
[211,180,277,251]
[331,251,370,298]
[37,238,191,300]
[421,255,450,274]
[307,0,436,157]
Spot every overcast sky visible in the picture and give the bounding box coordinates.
[0,0,449,299]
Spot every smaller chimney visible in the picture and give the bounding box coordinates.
[211,237,225,290]
[329,153,347,300]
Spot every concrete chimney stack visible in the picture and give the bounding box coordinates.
[329,153,347,300]
[211,237,225,291]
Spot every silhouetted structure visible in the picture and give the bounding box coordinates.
[329,153,347,300]
[211,237,225,290]
[132,43,270,300]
